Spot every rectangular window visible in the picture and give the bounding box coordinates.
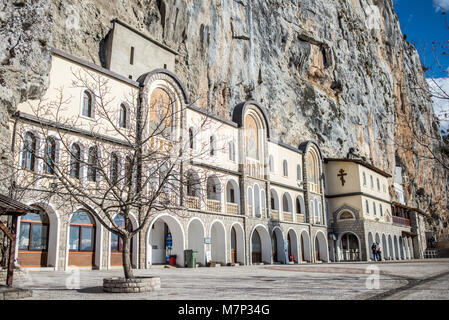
[111,233,119,252]
[18,223,30,250]
[69,226,80,250]
[130,47,135,65]
[30,224,48,250]
[81,227,94,251]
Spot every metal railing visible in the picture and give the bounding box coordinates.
[393,216,411,226]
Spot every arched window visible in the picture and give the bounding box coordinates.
[82,91,93,118]
[87,146,98,182]
[377,178,380,191]
[110,153,120,184]
[124,156,132,186]
[373,202,377,216]
[186,171,201,197]
[188,128,194,149]
[282,194,291,213]
[111,214,133,254]
[296,197,303,214]
[70,144,81,179]
[363,172,367,186]
[370,175,374,189]
[18,210,49,251]
[119,104,127,128]
[43,137,56,174]
[210,136,216,156]
[229,141,235,161]
[297,164,302,181]
[283,160,288,177]
[380,204,383,216]
[22,132,36,171]
[69,210,95,252]
[206,176,221,201]
[269,155,274,173]
[366,200,370,214]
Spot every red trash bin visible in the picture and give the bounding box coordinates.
[169,255,177,266]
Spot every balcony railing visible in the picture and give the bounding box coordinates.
[308,182,319,194]
[261,208,266,218]
[247,205,253,216]
[186,196,200,210]
[271,210,279,220]
[393,216,410,226]
[226,202,239,215]
[296,214,305,223]
[246,159,264,179]
[149,136,173,152]
[206,199,221,213]
[283,212,293,222]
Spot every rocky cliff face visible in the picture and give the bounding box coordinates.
[3,0,448,235]
[0,0,52,194]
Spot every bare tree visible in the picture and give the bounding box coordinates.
[4,69,228,279]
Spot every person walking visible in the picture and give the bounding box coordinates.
[371,242,377,261]
[376,242,382,261]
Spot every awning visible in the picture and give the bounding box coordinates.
[0,194,37,216]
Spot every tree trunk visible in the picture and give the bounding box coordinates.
[121,235,134,279]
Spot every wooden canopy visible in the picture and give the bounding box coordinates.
[0,194,38,287]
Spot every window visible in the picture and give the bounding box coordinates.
[188,128,194,149]
[269,155,274,173]
[373,202,377,215]
[377,178,380,191]
[130,46,135,65]
[87,147,98,182]
[380,204,383,216]
[22,132,36,171]
[210,136,216,156]
[18,210,49,251]
[363,172,367,186]
[82,91,93,118]
[229,141,235,161]
[110,153,120,184]
[297,165,302,181]
[43,137,56,174]
[370,175,374,189]
[283,160,288,177]
[69,210,95,252]
[111,214,132,253]
[70,144,81,179]
[296,197,302,214]
[282,194,291,212]
[124,156,132,186]
[366,200,370,214]
[119,104,127,128]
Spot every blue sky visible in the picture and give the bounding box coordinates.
[394,0,449,78]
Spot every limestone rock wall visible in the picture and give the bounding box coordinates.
[2,0,448,235]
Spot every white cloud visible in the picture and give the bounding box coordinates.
[433,0,449,12]
[428,77,449,132]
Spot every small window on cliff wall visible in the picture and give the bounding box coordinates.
[321,46,329,68]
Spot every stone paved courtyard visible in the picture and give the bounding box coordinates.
[12,259,449,300]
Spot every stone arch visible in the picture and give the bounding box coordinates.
[210,220,227,265]
[393,235,399,260]
[146,213,185,267]
[225,178,240,214]
[272,226,285,264]
[381,233,388,260]
[254,184,261,218]
[270,189,279,212]
[296,195,305,215]
[388,234,394,261]
[65,207,103,269]
[337,231,361,262]
[282,192,293,213]
[206,174,222,201]
[17,202,60,269]
[399,236,405,260]
[230,222,245,264]
[287,228,299,263]
[367,232,374,260]
[187,218,206,266]
[108,212,139,269]
[314,230,329,262]
[250,224,271,264]
[232,101,271,138]
[300,230,312,262]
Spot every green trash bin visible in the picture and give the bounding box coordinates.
[184,249,198,268]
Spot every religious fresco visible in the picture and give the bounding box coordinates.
[245,114,259,160]
[150,88,173,128]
